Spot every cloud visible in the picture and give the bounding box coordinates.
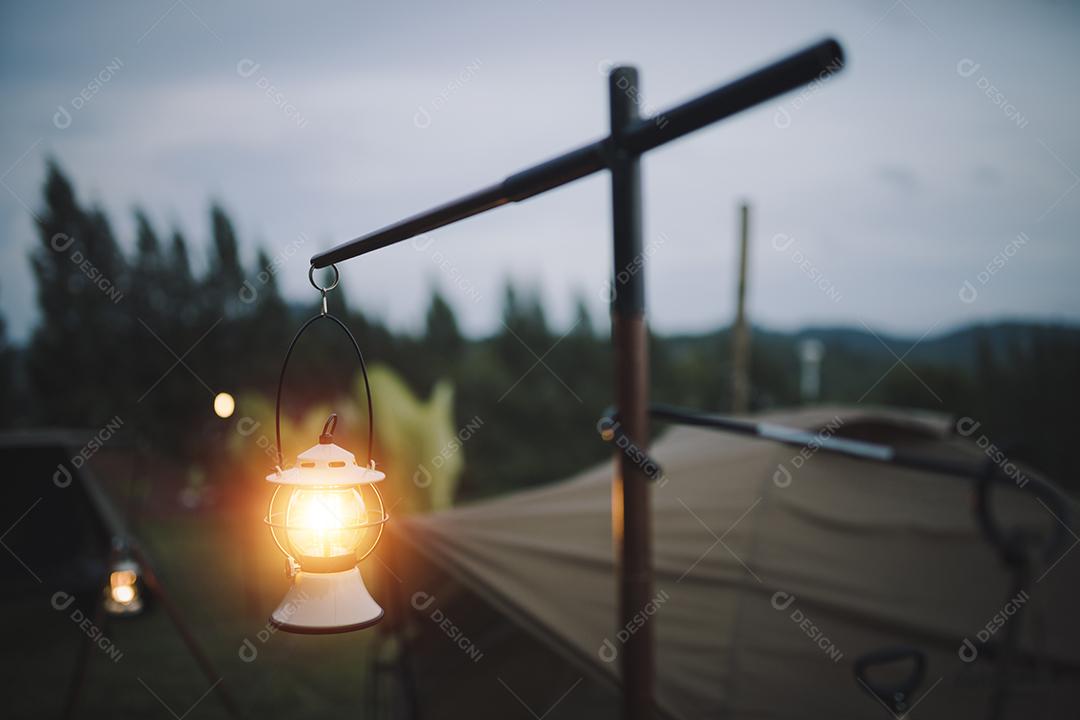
[1,0,1078,343]
[876,164,921,194]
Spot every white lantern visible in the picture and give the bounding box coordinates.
[264,416,388,633]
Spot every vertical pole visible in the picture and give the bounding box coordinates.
[609,65,654,720]
[731,202,751,413]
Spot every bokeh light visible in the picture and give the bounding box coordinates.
[213,392,235,418]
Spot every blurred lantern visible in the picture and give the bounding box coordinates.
[103,555,144,616]
[264,414,388,632]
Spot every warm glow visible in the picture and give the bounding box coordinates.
[109,569,138,604]
[286,487,366,559]
[111,583,136,604]
[213,392,236,418]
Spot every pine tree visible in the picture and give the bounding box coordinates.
[206,204,244,318]
[164,230,198,329]
[426,288,464,360]
[0,289,12,428]
[28,163,130,424]
[155,229,204,456]
[245,247,291,390]
[496,282,550,369]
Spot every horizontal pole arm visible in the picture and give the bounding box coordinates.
[310,38,844,268]
[600,402,1074,562]
[312,182,512,267]
[621,38,843,155]
[644,403,979,478]
[603,403,981,481]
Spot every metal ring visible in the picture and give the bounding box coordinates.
[308,263,340,292]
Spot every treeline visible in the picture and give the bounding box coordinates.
[1,163,1078,500]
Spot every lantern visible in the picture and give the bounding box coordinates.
[264,415,388,633]
[103,555,144,616]
[264,265,388,633]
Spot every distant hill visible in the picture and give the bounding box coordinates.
[661,320,1080,403]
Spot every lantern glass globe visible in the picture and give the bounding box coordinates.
[285,486,367,560]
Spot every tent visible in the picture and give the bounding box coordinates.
[373,406,1079,719]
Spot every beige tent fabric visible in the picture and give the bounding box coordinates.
[394,406,1079,719]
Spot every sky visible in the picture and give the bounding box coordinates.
[1,0,1078,343]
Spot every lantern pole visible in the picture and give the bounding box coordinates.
[608,65,654,720]
[307,38,845,720]
[309,39,844,269]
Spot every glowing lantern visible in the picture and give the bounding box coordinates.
[103,556,144,616]
[264,415,388,633]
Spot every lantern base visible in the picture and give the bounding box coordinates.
[270,567,383,634]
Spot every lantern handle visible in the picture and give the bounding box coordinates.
[274,312,374,468]
[319,413,338,444]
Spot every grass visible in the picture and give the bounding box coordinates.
[7,507,386,719]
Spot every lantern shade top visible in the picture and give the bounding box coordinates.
[267,441,385,486]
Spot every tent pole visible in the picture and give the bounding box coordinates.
[609,65,654,720]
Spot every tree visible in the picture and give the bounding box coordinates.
[161,230,199,332]
[244,247,291,390]
[425,288,464,360]
[495,282,549,369]
[28,162,130,424]
[0,290,13,427]
[205,204,244,317]
[188,204,247,415]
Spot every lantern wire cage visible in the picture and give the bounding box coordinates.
[263,264,389,567]
[264,482,387,565]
